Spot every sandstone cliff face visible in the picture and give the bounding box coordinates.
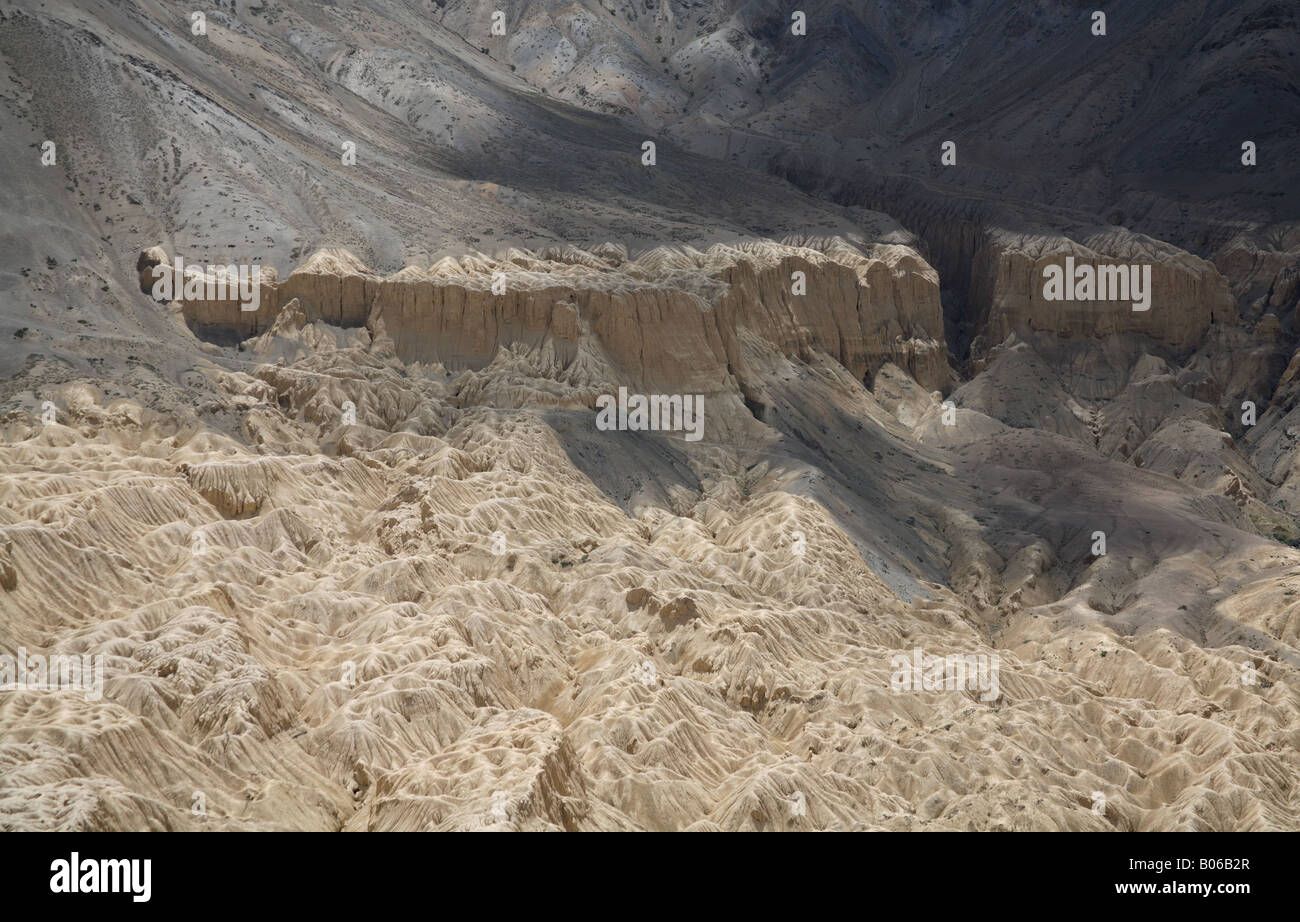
[970,229,1237,355]
[147,238,955,401]
[712,239,951,393]
[146,227,1241,418]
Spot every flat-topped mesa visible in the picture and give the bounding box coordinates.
[970,229,1237,355]
[140,237,954,393]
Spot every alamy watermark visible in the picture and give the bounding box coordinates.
[595,386,703,442]
[151,255,262,312]
[49,853,150,902]
[1042,256,1151,312]
[1,648,104,700]
[890,647,1000,702]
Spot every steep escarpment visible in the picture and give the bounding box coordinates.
[764,166,1246,365]
[144,237,955,410]
[969,229,1237,354]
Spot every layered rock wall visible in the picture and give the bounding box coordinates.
[970,230,1237,354]
[144,239,955,395]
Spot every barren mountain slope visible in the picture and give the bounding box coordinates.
[443,2,1298,230]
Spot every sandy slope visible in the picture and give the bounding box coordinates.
[2,241,1298,830]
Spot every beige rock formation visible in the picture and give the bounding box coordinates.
[3,273,1298,830]
[154,238,954,419]
[971,230,1237,354]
